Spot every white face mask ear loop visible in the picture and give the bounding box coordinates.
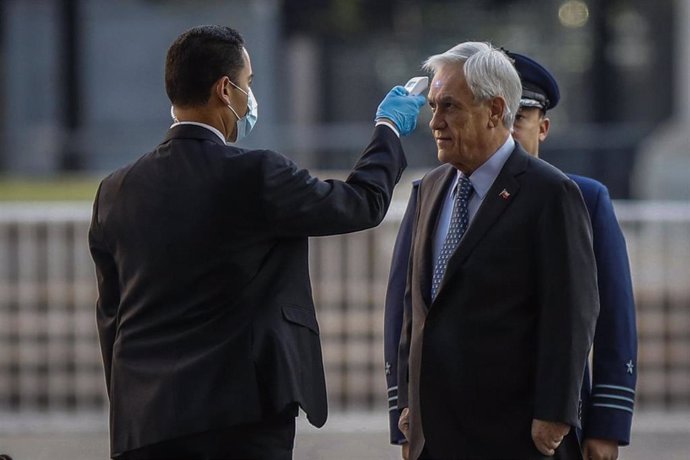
[228,79,248,97]
[226,102,241,121]
[224,78,243,121]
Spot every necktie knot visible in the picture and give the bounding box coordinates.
[456,176,473,200]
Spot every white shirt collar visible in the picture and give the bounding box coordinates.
[171,121,227,144]
[458,135,515,199]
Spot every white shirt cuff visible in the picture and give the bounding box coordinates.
[375,120,400,138]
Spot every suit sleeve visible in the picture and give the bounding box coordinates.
[259,125,406,237]
[88,183,120,398]
[397,184,421,421]
[533,178,599,428]
[584,185,637,445]
[384,184,418,445]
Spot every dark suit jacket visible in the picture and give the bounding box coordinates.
[385,174,637,450]
[569,175,637,445]
[397,144,599,459]
[88,124,406,456]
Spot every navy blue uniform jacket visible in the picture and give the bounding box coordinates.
[384,172,637,446]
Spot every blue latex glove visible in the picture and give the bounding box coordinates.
[375,86,426,136]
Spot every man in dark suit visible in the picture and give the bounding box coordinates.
[392,42,599,459]
[385,50,637,460]
[88,25,425,459]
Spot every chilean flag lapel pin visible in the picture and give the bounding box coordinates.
[499,189,510,200]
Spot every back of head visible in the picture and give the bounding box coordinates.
[165,25,245,107]
[423,42,522,127]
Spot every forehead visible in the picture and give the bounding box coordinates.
[517,106,543,119]
[428,64,470,100]
[240,47,252,75]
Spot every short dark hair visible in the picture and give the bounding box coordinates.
[165,25,245,107]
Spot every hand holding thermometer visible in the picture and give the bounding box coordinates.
[404,76,429,96]
[375,81,427,136]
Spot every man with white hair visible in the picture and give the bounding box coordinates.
[395,42,599,459]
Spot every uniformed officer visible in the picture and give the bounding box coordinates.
[384,51,638,460]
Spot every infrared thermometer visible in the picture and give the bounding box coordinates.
[404,76,429,95]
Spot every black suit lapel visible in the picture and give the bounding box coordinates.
[415,165,456,310]
[434,146,529,301]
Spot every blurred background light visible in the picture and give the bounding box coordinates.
[559,0,590,28]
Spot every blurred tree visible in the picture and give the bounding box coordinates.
[0,0,5,171]
[58,0,83,171]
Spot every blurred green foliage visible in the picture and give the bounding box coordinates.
[0,176,100,201]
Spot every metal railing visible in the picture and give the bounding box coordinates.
[0,200,688,417]
[616,202,690,409]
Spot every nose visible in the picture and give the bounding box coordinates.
[429,109,445,131]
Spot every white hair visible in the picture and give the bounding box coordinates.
[423,42,522,127]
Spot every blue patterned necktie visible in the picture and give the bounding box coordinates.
[431,176,473,299]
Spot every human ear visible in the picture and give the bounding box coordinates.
[539,116,550,141]
[488,97,506,128]
[214,76,232,105]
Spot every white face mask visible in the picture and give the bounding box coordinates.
[226,81,258,143]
